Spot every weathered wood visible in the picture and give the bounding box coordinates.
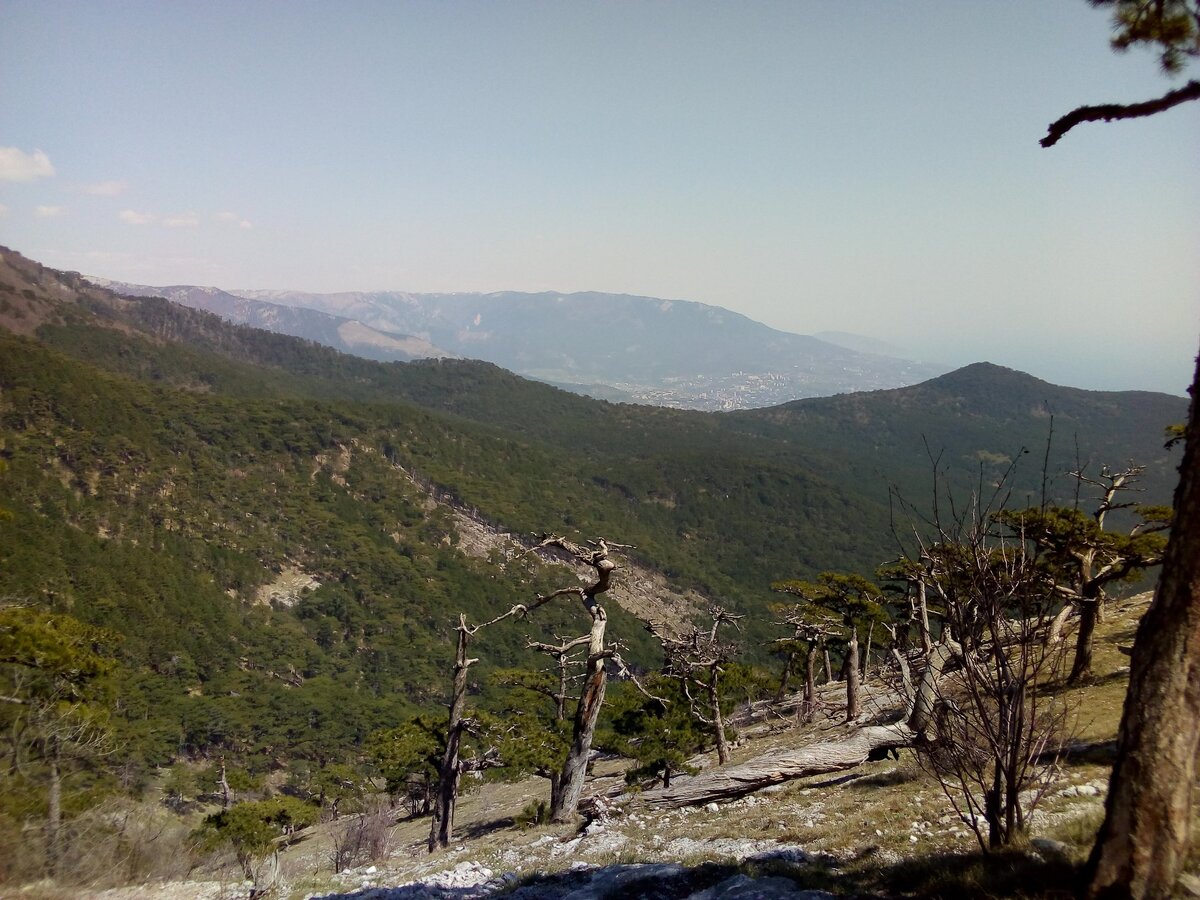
[638,722,916,808]
[551,598,609,822]
[1086,356,1200,899]
[429,616,473,852]
[637,640,959,808]
[547,541,618,823]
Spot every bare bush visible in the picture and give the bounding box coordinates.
[895,462,1074,850]
[330,797,396,873]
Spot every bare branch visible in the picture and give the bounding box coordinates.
[610,651,668,706]
[1041,79,1200,147]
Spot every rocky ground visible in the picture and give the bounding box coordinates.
[15,596,1157,900]
[61,724,1115,900]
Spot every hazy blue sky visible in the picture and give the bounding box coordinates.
[1,1,1196,393]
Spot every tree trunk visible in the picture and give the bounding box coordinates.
[1047,602,1075,647]
[639,640,958,808]
[709,670,730,766]
[822,639,833,684]
[803,642,818,723]
[429,619,472,852]
[1069,595,1101,684]
[551,601,608,822]
[639,723,915,808]
[218,756,231,810]
[917,580,933,656]
[846,628,861,721]
[45,735,62,878]
[1086,356,1200,900]
[775,649,797,702]
[862,619,874,679]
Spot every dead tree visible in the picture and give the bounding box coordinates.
[513,633,590,812]
[428,614,480,852]
[896,466,1074,850]
[525,634,590,723]
[648,607,744,765]
[428,567,587,852]
[638,639,959,808]
[532,536,623,823]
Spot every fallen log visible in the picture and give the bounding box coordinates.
[637,722,916,808]
[635,641,958,809]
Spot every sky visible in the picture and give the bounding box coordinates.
[1,1,1196,395]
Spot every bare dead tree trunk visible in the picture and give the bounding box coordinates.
[218,755,230,810]
[551,598,609,823]
[1086,358,1200,900]
[823,641,833,684]
[555,654,570,722]
[429,616,473,852]
[45,735,62,878]
[639,640,960,808]
[862,619,874,679]
[917,579,933,656]
[1047,602,1074,648]
[426,536,625,847]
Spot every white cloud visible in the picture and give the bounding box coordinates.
[119,209,155,225]
[35,205,64,218]
[163,211,200,228]
[0,147,55,183]
[83,179,128,197]
[216,210,252,229]
[0,204,8,217]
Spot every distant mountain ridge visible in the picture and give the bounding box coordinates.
[89,278,455,363]
[99,279,950,409]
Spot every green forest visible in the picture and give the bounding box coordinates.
[0,247,1186,886]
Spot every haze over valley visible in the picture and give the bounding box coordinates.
[96,277,950,410]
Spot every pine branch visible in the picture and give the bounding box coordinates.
[1041,79,1200,147]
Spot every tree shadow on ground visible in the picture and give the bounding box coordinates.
[459,815,516,840]
[306,844,1084,899]
[847,765,921,790]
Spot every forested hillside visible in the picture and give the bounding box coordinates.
[0,246,1186,879]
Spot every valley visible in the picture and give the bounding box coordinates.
[95,279,947,411]
[0,246,1189,897]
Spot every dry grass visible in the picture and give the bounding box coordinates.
[62,593,1178,899]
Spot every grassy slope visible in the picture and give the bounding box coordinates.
[155,595,1157,900]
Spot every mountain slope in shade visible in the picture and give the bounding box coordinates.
[89,278,454,363]
[729,361,1183,518]
[224,287,949,409]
